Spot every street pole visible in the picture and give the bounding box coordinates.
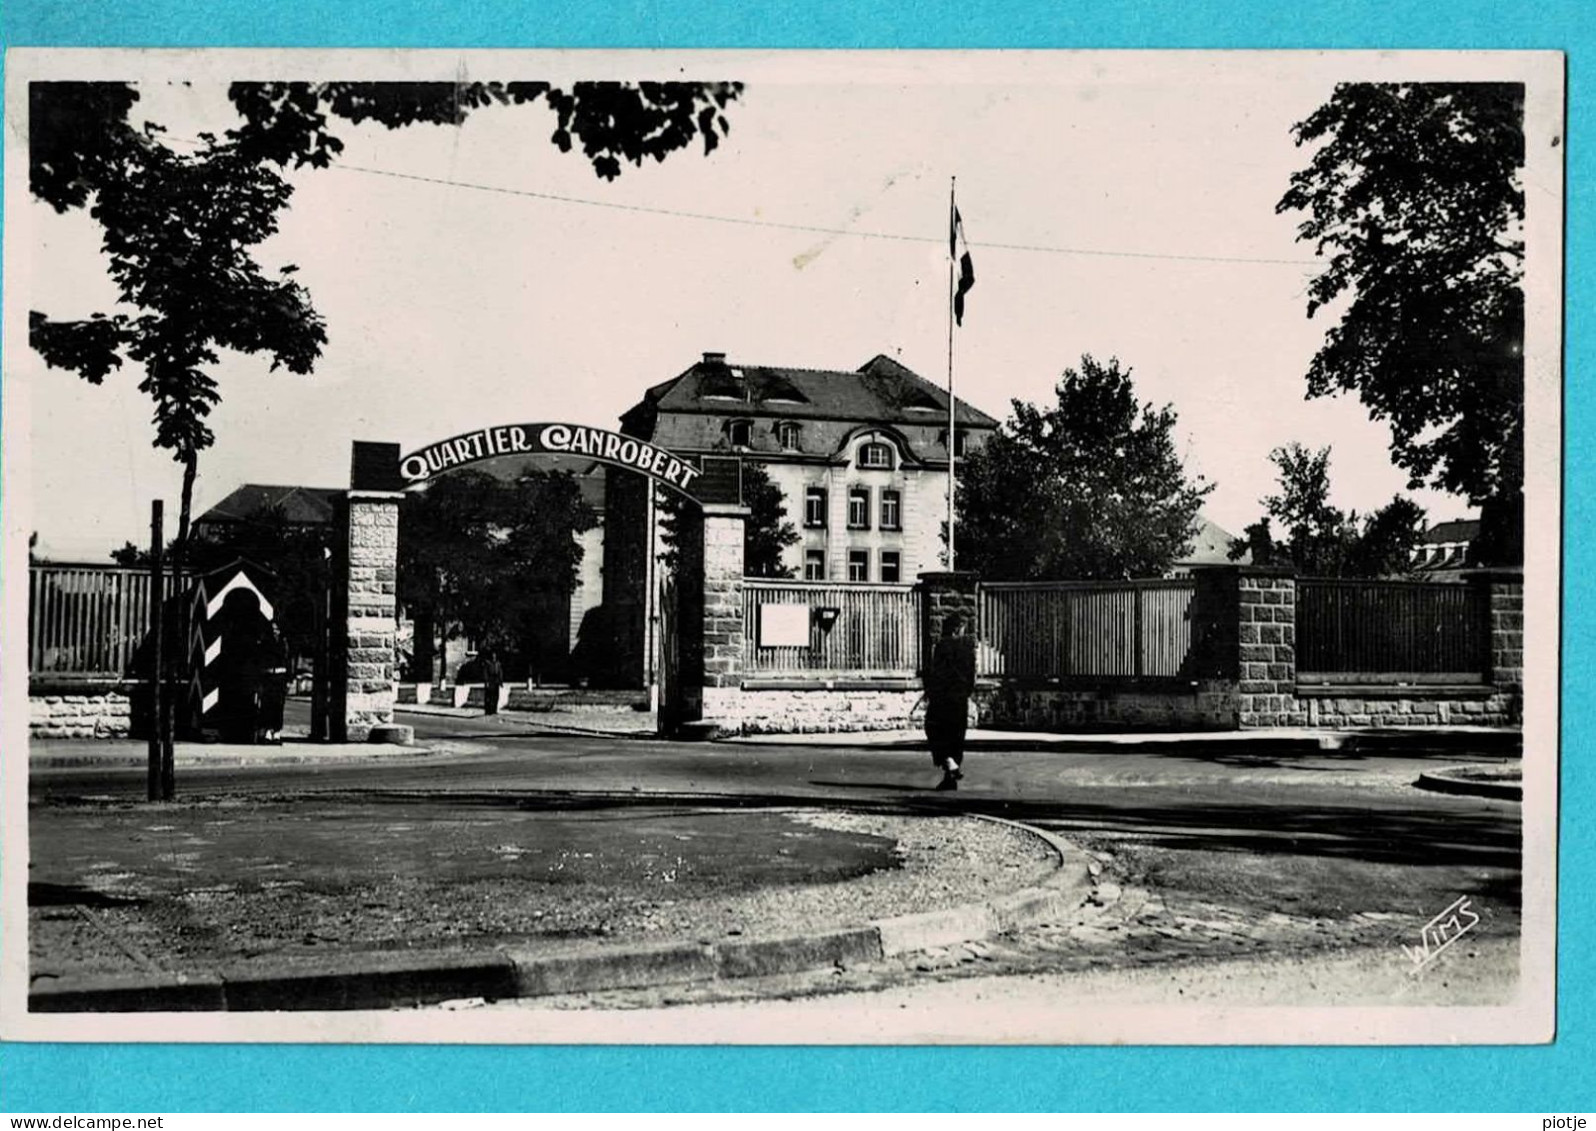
[146,500,163,802]
[946,177,958,572]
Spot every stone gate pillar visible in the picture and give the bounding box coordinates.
[917,571,980,664]
[690,503,748,726]
[337,442,403,742]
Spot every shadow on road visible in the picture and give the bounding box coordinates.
[294,784,1519,871]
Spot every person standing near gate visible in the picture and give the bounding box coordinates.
[481,647,503,717]
[925,613,977,791]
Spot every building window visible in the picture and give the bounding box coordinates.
[776,421,801,450]
[880,489,901,531]
[805,550,826,580]
[847,487,871,530]
[847,550,870,581]
[804,487,827,528]
[728,420,752,448]
[940,429,967,457]
[859,441,894,469]
[880,551,901,583]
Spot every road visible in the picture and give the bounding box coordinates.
[31,704,1523,1011]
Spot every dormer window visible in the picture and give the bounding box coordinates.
[776,421,802,450]
[728,420,752,448]
[859,442,894,470]
[940,429,968,457]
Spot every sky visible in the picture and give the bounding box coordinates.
[10,52,1516,561]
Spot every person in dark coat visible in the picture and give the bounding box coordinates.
[481,648,503,716]
[924,613,977,791]
[260,622,289,744]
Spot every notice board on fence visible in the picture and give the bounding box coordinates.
[758,603,809,647]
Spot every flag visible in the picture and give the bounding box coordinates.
[950,204,975,325]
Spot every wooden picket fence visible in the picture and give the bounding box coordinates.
[29,563,191,678]
[977,579,1196,680]
[743,579,921,677]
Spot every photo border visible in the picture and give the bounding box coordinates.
[0,0,1588,1113]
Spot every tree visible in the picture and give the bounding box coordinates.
[1230,443,1427,577]
[657,461,798,578]
[739,464,799,578]
[1279,83,1524,563]
[956,355,1213,581]
[29,79,744,570]
[397,468,597,682]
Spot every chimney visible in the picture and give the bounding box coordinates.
[702,351,727,365]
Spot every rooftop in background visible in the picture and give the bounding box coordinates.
[1181,514,1249,567]
[1421,519,1481,546]
[1412,518,1479,576]
[195,485,343,529]
[629,353,1001,429]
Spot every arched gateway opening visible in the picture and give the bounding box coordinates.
[330,433,748,742]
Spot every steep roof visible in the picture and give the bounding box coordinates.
[196,485,342,528]
[1422,518,1480,544]
[635,353,1000,428]
[1179,514,1248,566]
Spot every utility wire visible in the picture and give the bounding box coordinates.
[150,128,1319,268]
[332,162,1320,269]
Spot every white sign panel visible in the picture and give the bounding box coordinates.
[759,603,811,647]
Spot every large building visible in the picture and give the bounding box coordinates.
[614,351,998,581]
[592,351,1000,686]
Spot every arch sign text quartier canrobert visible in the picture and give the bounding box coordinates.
[396,423,732,504]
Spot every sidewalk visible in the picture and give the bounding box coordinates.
[394,700,656,738]
[27,735,438,771]
[721,724,1523,756]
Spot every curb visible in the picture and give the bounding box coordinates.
[1414,767,1523,801]
[29,747,440,771]
[721,728,1523,758]
[28,813,1094,1013]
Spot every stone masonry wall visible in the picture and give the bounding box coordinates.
[700,505,748,691]
[919,571,979,652]
[1486,575,1525,721]
[344,491,402,741]
[30,691,133,739]
[703,685,922,735]
[978,679,1238,731]
[1237,571,1304,728]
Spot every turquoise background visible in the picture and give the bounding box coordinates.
[1,0,1589,1113]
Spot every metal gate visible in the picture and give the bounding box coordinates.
[656,573,682,736]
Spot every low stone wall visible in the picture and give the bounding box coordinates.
[703,685,923,735]
[1297,686,1518,728]
[977,680,1239,732]
[30,691,134,739]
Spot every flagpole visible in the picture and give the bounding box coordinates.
[946,176,958,572]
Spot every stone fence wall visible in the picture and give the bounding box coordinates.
[696,565,1524,737]
[30,685,135,739]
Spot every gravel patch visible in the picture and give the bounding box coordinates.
[681,810,1059,942]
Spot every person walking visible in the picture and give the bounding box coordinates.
[481,647,503,717]
[924,613,977,791]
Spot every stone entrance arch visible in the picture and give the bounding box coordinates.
[330,437,747,741]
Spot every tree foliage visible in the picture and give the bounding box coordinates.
[956,355,1213,581]
[29,79,743,564]
[1280,83,1524,562]
[397,468,597,679]
[1231,443,1427,577]
[739,464,799,578]
[658,462,798,578]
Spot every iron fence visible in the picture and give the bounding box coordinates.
[1296,577,1488,677]
[28,563,191,679]
[743,579,921,677]
[977,578,1196,680]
